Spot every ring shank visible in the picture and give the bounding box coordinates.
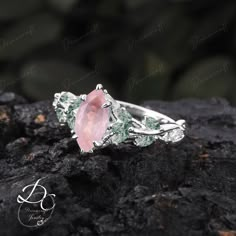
[117,100,175,123]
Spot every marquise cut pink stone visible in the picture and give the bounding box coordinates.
[75,89,109,152]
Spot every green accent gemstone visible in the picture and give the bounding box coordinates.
[55,107,66,122]
[53,92,81,129]
[66,111,75,130]
[111,108,132,144]
[134,117,160,147]
[117,108,132,122]
[112,121,131,144]
[59,93,70,103]
[145,117,160,129]
[135,136,154,147]
[66,98,82,130]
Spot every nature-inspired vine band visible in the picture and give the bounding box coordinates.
[53,84,186,153]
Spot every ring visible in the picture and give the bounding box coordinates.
[53,84,186,153]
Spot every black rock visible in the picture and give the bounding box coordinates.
[0,93,236,236]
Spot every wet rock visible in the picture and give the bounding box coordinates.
[0,92,236,236]
[0,92,26,105]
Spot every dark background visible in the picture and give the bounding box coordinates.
[0,0,236,104]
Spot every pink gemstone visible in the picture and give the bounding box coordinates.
[75,89,109,152]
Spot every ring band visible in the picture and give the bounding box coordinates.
[53,84,186,153]
[118,100,178,124]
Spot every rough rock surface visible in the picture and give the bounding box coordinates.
[0,92,236,236]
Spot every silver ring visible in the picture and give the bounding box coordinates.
[53,84,186,153]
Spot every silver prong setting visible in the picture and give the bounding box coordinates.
[54,93,60,99]
[102,132,115,143]
[96,84,103,90]
[107,124,113,130]
[128,127,135,133]
[80,149,85,154]
[80,94,87,101]
[93,140,103,147]
[176,119,186,130]
[102,101,112,108]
